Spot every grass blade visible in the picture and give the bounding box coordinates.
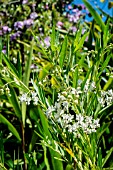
[74,32,89,52]
[8,86,21,119]
[102,147,113,167]
[22,41,33,126]
[0,114,21,141]
[59,36,68,69]
[82,0,105,32]
[3,54,19,77]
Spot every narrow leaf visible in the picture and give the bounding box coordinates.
[0,37,2,64]
[3,54,18,77]
[97,54,111,78]
[23,42,33,87]
[17,51,22,80]
[39,63,53,80]
[0,114,21,141]
[102,147,113,167]
[8,86,21,119]
[59,36,68,68]
[82,0,105,32]
[51,25,56,51]
[37,107,63,170]
[74,32,89,52]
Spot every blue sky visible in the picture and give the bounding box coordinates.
[71,0,113,21]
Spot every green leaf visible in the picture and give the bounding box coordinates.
[22,42,33,126]
[23,42,33,87]
[81,66,93,90]
[65,164,73,170]
[8,86,21,119]
[97,147,102,169]
[97,122,111,140]
[3,54,19,77]
[74,32,89,52]
[72,67,78,88]
[97,54,111,78]
[22,102,27,128]
[51,25,56,51]
[59,36,68,68]
[29,131,38,152]
[103,77,113,90]
[0,163,8,170]
[0,37,2,64]
[0,132,4,164]
[102,147,113,167]
[17,51,22,80]
[103,19,110,48]
[6,35,9,59]
[0,114,21,141]
[82,0,105,32]
[43,145,50,170]
[39,63,53,80]
[74,25,83,46]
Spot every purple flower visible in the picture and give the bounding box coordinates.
[10,31,21,41]
[0,30,3,35]
[44,36,50,48]
[56,21,63,29]
[30,12,38,20]
[2,26,11,34]
[22,0,28,4]
[70,26,77,33]
[68,5,73,10]
[72,9,78,13]
[24,19,33,28]
[68,14,80,23]
[80,4,86,10]
[82,29,86,34]
[2,46,6,54]
[45,3,49,10]
[14,21,24,30]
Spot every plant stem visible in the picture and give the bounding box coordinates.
[21,121,27,170]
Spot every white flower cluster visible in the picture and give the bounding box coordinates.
[68,114,100,136]
[19,91,38,105]
[46,87,100,137]
[98,89,113,107]
[83,80,96,92]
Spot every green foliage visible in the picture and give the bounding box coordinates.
[0,0,113,169]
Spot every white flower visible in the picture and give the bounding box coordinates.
[46,106,55,117]
[54,102,61,109]
[98,97,105,107]
[72,123,78,131]
[19,93,27,102]
[26,97,31,105]
[76,114,84,123]
[57,93,66,101]
[62,101,69,111]
[93,119,100,128]
[33,96,39,105]
[31,91,37,98]
[85,116,92,124]
[90,82,96,90]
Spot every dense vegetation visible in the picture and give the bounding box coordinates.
[0,0,113,169]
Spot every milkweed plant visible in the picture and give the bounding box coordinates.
[0,0,113,170]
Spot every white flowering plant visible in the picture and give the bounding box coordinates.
[0,0,113,170]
